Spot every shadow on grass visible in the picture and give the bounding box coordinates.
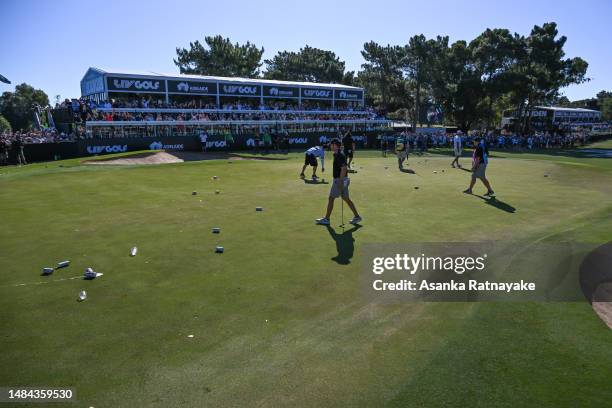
[400,168,416,174]
[428,144,612,160]
[303,178,329,185]
[473,194,516,213]
[325,224,362,265]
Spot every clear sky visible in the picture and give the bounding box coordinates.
[1,0,610,103]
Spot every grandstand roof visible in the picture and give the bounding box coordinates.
[535,106,600,113]
[86,67,362,90]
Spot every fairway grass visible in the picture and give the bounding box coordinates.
[1,148,611,407]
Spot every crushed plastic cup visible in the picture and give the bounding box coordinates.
[215,246,224,253]
[42,267,54,275]
[84,267,97,279]
[212,228,221,234]
[57,260,70,268]
[78,290,87,302]
[256,207,263,212]
[130,247,138,257]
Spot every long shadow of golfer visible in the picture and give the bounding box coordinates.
[459,167,472,173]
[303,179,329,185]
[473,195,516,213]
[325,224,362,265]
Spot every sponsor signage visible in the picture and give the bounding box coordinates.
[206,140,227,148]
[263,85,299,98]
[149,141,185,150]
[107,77,166,93]
[219,83,261,97]
[86,145,128,154]
[80,137,198,156]
[168,80,217,95]
[301,88,333,100]
[334,89,363,100]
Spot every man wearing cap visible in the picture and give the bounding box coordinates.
[316,139,362,226]
[300,145,325,180]
[395,131,410,170]
[451,131,463,168]
[464,137,494,196]
[342,129,356,170]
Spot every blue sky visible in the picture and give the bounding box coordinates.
[1,0,610,103]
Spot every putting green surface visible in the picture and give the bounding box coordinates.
[1,144,611,407]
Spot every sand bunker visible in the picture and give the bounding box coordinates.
[84,151,286,165]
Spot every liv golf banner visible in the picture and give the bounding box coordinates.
[79,136,199,155]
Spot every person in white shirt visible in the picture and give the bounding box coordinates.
[451,131,463,168]
[300,145,326,179]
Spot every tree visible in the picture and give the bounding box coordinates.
[554,96,571,106]
[359,42,405,110]
[469,28,518,128]
[601,97,612,121]
[0,83,49,131]
[508,23,588,133]
[174,35,264,78]
[430,40,487,131]
[596,90,612,101]
[403,35,447,128]
[0,114,11,133]
[264,46,350,84]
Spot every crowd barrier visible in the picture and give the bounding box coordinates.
[15,132,387,163]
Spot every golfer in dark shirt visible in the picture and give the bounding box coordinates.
[342,130,355,169]
[464,138,494,196]
[316,139,362,225]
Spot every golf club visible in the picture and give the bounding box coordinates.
[340,193,345,228]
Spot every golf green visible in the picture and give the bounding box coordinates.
[1,143,611,407]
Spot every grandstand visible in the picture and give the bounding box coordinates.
[81,67,365,108]
[501,106,602,130]
[78,67,392,140]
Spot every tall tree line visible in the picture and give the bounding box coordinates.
[176,23,589,132]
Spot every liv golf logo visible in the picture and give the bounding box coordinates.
[87,145,128,154]
[303,89,331,98]
[113,79,160,90]
[223,85,258,95]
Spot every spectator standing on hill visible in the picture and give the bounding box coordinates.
[224,129,234,151]
[0,137,9,165]
[254,131,261,154]
[12,135,27,165]
[263,131,272,154]
[199,130,208,152]
[283,131,290,154]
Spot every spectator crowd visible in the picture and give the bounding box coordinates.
[387,129,594,153]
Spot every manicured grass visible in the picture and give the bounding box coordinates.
[0,147,611,407]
